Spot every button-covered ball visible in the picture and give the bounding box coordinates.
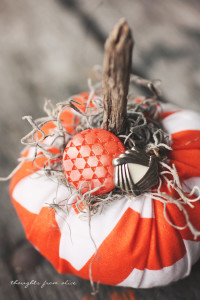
[63,129,125,195]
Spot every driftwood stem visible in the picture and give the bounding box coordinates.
[102,19,134,135]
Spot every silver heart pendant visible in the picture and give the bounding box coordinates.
[112,148,158,196]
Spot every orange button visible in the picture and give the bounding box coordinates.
[63,129,125,195]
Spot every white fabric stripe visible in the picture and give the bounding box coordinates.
[128,194,155,218]
[23,147,36,159]
[12,172,71,214]
[161,110,200,135]
[57,196,132,270]
[117,239,200,288]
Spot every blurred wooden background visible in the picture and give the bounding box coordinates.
[0,0,200,299]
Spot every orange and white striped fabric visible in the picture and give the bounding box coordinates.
[10,102,200,288]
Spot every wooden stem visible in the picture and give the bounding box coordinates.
[102,19,134,135]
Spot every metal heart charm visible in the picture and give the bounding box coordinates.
[112,148,158,196]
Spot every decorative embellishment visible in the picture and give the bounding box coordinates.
[63,128,125,195]
[112,147,158,196]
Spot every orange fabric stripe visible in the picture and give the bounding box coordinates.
[72,92,95,113]
[163,200,200,241]
[158,181,200,241]
[54,91,95,134]
[12,200,37,234]
[11,197,61,271]
[171,130,200,150]
[35,122,56,140]
[169,129,200,180]
[169,154,200,180]
[27,206,61,270]
[59,109,80,135]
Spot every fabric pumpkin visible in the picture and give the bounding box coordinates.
[9,97,200,288]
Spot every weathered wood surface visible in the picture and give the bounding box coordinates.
[0,0,200,299]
